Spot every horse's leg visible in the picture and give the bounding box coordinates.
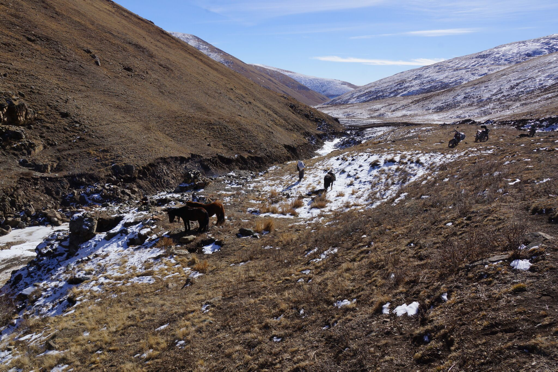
[183,219,190,232]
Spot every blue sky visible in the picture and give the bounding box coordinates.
[114,0,557,86]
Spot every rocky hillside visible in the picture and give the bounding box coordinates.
[253,64,359,99]
[327,34,558,106]
[169,33,329,106]
[0,0,341,215]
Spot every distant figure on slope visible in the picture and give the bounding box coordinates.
[324,170,336,191]
[297,160,305,182]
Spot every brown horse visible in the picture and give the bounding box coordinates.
[186,200,225,225]
[168,206,209,233]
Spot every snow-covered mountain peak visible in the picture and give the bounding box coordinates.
[253,64,359,99]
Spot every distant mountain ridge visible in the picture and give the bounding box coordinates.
[319,51,558,123]
[251,65,359,99]
[327,34,558,106]
[170,32,329,106]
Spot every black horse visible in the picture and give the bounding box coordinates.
[324,171,336,191]
[167,206,209,233]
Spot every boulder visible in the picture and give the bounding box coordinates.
[0,226,10,236]
[69,214,97,251]
[44,209,65,226]
[238,228,256,237]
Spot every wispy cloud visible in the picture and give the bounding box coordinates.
[195,0,386,18]
[194,0,558,22]
[351,28,477,39]
[313,56,445,66]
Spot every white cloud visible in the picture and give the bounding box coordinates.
[407,28,476,37]
[313,56,445,66]
[351,28,477,39]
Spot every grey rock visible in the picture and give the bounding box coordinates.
[238,228,255,237]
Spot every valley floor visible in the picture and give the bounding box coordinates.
[1,124,557,371]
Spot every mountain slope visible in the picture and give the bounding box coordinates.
[327,34,558,106]
[0,0,341,212]
[320,52,558,123]
[253,64,359,99]
[169,33,329,106]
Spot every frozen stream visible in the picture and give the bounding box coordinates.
[0,224,68,286]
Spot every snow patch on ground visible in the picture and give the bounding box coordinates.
[393,302,420,316]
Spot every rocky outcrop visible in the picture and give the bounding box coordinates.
[68,213,97,253]
[174,170,211,192]
[0,99,35,126]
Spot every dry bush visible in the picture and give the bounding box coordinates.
[254,218,275,233]
[0,295,15,328]
[291,198,304,209]
[193,260,209,273]
[313,194,328,209]
[501,221,528,250]
[261,205,279,214]
[156,236,175,249]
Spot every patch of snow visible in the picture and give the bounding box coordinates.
[334,299,356,308]
[511,259,532,271]
[393,302,420,316]
[382,302,391,315]
[155,324,169,332]
[202,242,221,254]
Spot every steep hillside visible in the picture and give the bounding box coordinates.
[253,64,359,99]
[327,34,558,105]
[0,0,341,213]
[320,52,558,123]
[169,33,329,106]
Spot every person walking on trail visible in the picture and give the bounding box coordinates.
[297,160,305,182]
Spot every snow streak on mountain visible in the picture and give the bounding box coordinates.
[327,34,558,106]
[170,32,232,67]
[253,65,358,99]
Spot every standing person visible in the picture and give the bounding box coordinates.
[297,160,305,182]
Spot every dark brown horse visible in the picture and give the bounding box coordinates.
[186,200,225,225]
[168,206,209,233]
[324,171,336,191]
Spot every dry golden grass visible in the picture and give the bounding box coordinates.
[254,218,275,233]
[193,260,209,273]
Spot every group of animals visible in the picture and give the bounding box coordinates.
[167,201,225,233]
[167,169,337,234]
[448,126,490,148]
